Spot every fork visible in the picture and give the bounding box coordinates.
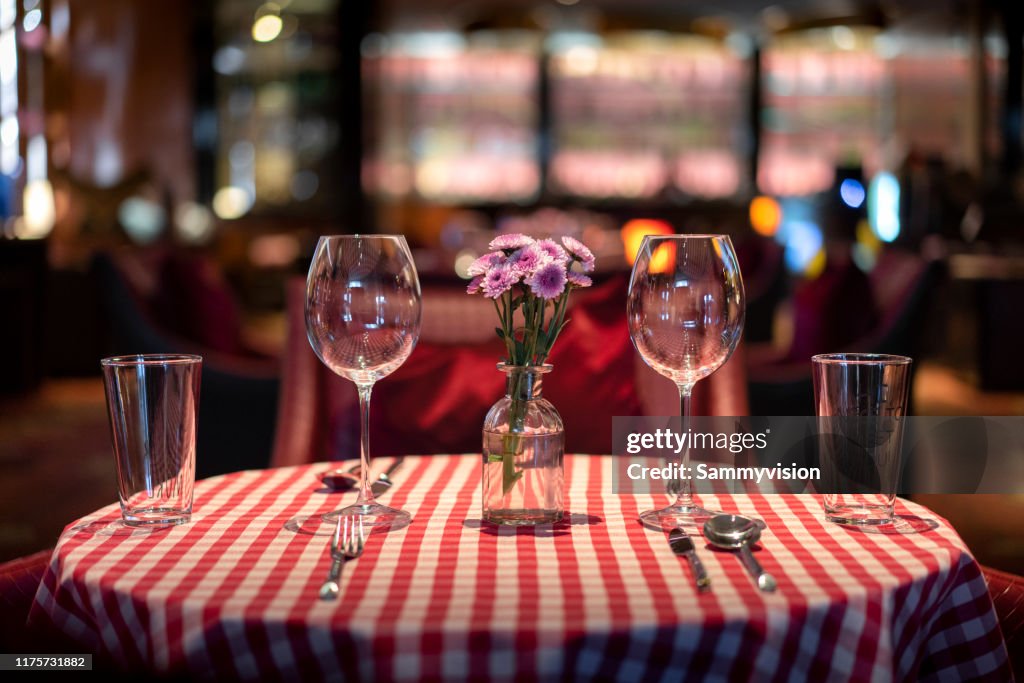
[318,515,365,601]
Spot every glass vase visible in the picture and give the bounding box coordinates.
[482,364,564,525]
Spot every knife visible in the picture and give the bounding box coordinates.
[370,457,405,497]
[669,527,712,592]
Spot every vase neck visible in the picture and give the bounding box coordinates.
[501,365,550,401]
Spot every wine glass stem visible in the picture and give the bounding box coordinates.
[355,382,376,507]
[676,383,695,508]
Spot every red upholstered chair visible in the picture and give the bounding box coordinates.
[271,275,749,466]
[0,549,50,649]
[981,565,1024,678]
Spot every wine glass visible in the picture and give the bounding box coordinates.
[627,235,745,528]
[306,235,421,529]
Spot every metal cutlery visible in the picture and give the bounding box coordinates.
[370,457,405,497]
[319,457,405,496]
[318,515,365,601]
[317,462,361,490]
[668,527,712,593]
[703,514,777,593]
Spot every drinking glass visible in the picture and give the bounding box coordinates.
[306,235,421,528]
[813,353,912,526]
[101,354,202,526]
[627,235,745,528]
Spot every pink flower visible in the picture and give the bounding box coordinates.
[508,243,547,277]
[535,239,569,264]
[526,261,567,300]
[561,236,595,273]
[482,265,518,299]
[467,252,504,277]
[567,272,592,288]
[489,233,535,252]
[466,275,484,294]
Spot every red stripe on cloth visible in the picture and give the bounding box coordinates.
[165,467,311,679]
[466,459,505,680]
[66,470,267,672]
[336,456,441,681]
[233,472,346,680]
[569,454,637,678]
[550,455,586,637]
[612,473,718,678]
[807,496,983,680]
[54,517,155,666]
[754,493,872,682]
[417,458,481,681]
[513,525,540,680]
[788,502,881,682]
[718,495,770,682]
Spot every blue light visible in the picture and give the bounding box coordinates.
[781,220,823,273]
[839,179,866,208]
[775,198,813,246]
[868,172,901,242]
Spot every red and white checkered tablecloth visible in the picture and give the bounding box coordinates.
[29,455,1012,682]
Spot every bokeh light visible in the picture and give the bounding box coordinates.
[779,219,823,274]
[118,196,166,244]
[621,218,674,266]
[839,178,866,208]
[252,14,283,43]
[18,179,55,239]
[868,171,901,242]
[648,240,677,275]
[212,186,253,220]
[453,249,477,279]
[749,195,782,236]
[174,201,216,244]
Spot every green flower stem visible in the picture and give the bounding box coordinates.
[493,285,575,496]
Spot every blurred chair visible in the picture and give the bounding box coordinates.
[748,248,942,415]
[92,250,279,478]
[0,549,50,650]
[981,565,1024,678]
[735,237,787,344]
[271,275,748,465]
[0,239,46,394]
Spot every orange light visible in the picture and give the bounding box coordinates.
[649,241,676,275]
[749,196,782,237]
[621,218,674,265]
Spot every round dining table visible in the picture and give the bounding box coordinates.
[28,455,1011,681]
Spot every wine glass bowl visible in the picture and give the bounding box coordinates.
[306,235,421,529]
[627,234,745,528]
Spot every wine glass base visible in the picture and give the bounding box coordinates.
[639,503,722,531]
[322,502,411,531]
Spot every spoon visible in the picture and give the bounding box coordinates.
[318,458,405,496]
[317,463,361,491]
[703,514,777,592]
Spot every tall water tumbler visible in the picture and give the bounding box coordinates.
[101,354,201,526]
[813,353,911,526]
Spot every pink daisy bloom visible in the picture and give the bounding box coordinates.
[561,236,595,273]
[508,243,547,277]
[466,275,484,294]
[489,233,535,252]
[535,239,569,264]
[526,261,567,300]
[482,265,518,299]
[467,252,504,277]
[567,272,592,288]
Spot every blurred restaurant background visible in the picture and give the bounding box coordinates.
[2,0,1024,569]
